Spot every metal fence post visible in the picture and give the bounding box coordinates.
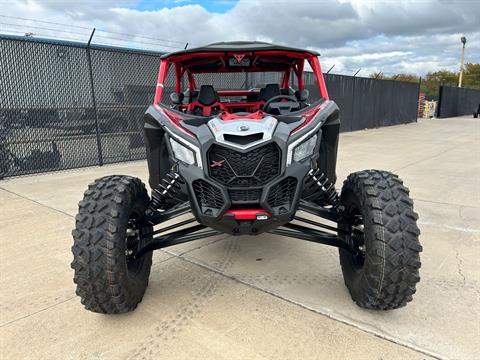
[437,85,443,118]
[417,77,422,121]
[351,73,357,131]
[351,69,361,131]
[86,28,103,166]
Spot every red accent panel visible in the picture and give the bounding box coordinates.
[221,101,265,113]
[155,105,195,138]
[291,101,330,134]
[220,110,265,121]
[224,209,271,220]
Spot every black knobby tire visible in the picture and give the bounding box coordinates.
[338,170,422,310]
[71,175,153,313]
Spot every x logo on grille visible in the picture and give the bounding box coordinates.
[210,159,225,168]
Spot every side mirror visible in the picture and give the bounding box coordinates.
[295,89,309,101]
[170,92,184,104]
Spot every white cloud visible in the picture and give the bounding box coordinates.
[0,0,478,75]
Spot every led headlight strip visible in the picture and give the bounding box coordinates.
[169,138,196,165]
[287,101,330,166]
[287,117,323,166]
[293,134,317,163]
[164,127,203,169]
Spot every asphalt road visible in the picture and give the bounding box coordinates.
[1,116,479,359]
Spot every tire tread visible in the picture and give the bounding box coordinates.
[71,175,152,314]
[340,170,422,310]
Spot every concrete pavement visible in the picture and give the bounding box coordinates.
[1,116,479,359]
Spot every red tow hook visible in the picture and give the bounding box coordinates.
[224,209,271,220]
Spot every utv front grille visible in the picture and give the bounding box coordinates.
[229,188,262,203]
[267,177,297,209]
[193,180,224,210]
[208,143,281,187]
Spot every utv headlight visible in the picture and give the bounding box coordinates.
[292,135,317,163]
[170,138,196,165]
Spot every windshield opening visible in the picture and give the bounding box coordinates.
[157,54,326,116]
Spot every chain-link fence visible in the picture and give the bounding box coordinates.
[1,34,420,178]
[0,34,161,178]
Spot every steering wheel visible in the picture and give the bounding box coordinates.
[263,95,300,115]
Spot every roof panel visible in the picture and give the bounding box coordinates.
[160,41,320,59]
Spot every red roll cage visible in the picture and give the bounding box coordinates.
[153,48,329,108]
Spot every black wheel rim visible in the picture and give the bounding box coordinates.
[347,209,366,270]
[125,210,145,275]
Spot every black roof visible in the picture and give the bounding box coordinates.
[160,41,320,59]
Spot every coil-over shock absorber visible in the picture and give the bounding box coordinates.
[149,170,184,211]
[307,169,342,210]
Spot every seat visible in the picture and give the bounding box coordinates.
[188,85,222,116]
[259,83,280,102]
[197,85,219,106]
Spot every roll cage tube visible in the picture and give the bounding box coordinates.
[308,56,329,100]
[154,60,170,105]
[153,53,329,107]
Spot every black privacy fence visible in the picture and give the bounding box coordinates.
[437,85,480,118]
[322,74,419,132]
[0,35,420,178]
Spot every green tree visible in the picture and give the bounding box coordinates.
[421,70,457,98]
[463,63,480,89]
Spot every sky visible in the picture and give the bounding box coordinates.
[0,0,478,77]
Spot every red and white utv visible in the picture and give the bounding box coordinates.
[72,42,422,313]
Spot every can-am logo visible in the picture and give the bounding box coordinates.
[210,159,225,168]
[233,54,246,63]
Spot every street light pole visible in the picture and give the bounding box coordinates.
[458,36,467,87]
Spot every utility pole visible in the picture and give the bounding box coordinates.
[458,36,467,87]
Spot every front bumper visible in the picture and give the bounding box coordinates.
[178,146,312,235]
